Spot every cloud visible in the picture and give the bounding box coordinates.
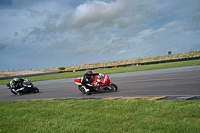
[72,0,154,30]
[183,12,200,31]
[0,43,7,51]
[0,0,200,70]
[3,0,155,56]
[164,22,181,29]
[46,0,154,58]
[139,28,156,41]
[72,0,124,28]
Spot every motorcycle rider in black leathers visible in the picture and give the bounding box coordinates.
[81,70,99,95]
[10,78,24,95]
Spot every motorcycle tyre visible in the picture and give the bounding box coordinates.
[33,87,39,93]
[110,83,118,92]
[11,89,17,95]
[78,86,86,94]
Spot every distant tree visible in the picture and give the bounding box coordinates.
[58,67,65,71]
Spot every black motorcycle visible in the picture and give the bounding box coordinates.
[7,78,39,95]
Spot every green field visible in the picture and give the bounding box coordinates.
[1,100,200,133]
[0,59,200,85]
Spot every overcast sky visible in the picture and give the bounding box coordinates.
[0,0,200,71]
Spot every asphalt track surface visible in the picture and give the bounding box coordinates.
[0,65,200,102]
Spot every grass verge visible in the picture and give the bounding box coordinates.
[0,100,200,133]
[0,59,200,85]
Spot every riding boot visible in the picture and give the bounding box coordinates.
[85,88,92,95]
[86,91,92,95]
[15,89,21,95]
[16,91,21,96]
[95,87,100,91]
[12,89,17,93]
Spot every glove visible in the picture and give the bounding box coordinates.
[94,83,101,87]
[91,83,94,87]
[87,83,94,87]
[97,79,102,85]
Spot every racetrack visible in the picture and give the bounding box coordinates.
[0,65,200,102]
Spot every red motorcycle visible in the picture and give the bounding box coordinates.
[74,74,118,94]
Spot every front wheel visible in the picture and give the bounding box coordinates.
[110,83,118,92]
[11,89,17,95]
[33,87,39,93]
[78,86,86,94]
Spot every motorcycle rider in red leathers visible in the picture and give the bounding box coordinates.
[81,70,100,95]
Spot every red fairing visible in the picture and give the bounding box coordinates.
[74,78,82,83]
[91,74,111,89]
